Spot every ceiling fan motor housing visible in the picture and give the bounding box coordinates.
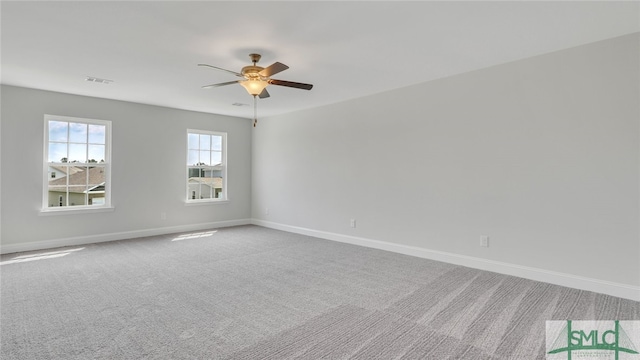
[241,65,265,79]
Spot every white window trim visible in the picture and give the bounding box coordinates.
[186,129,228,204]
[184,199,230,207]
[41,114,113,214]
[39,206,115,216]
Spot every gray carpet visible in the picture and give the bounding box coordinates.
[1,225,638,359]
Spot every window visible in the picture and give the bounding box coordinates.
[43,115,111,211]
[187,130,226,202]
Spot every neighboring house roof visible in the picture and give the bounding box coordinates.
[188,177,222,189]
[48,167,105,193]
[49,165,84,175]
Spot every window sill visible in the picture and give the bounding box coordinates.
[39,206,115,216]
[184,200,229,207]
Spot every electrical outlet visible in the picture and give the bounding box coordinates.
[480,235,489,247]
[265,208,270,215]
[161,212,167,220]
[350,219,356,228]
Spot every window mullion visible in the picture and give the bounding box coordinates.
[85,125,89,162]
[85,165,89,206]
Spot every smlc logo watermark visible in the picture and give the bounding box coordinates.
[546,320,640,360]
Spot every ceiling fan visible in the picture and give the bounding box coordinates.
[198,54,313,126]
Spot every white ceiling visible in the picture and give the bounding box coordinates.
[1,1,638,120]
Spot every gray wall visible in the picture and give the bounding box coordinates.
[251,34,640,287]
[1,86,252,248]
[1,34,637,291]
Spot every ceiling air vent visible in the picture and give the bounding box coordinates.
[85,76,113,84]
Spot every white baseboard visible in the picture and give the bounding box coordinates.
[252,219,640,302]
[0,218,252,255]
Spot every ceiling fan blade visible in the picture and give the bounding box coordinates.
[269,79,313,90]
[198,64,243,77]
[258,88,270,99]
[259,62,289,77]
[201,80,240,89]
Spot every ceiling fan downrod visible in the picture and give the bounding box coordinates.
[249,53,261,66]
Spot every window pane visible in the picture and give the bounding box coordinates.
[90,197,105,206]
[211,151,222,165]
[187,169,221,200]
[188,150,199,166]
[199,134,211,150]
[88,167,106,206]
[211,135,222,151]
[215,179,224,199]
[88,124,105,144]
[48,143,67,163]
[69,193,87,206]
[49,121,68,142]
[64,166,87,206]
[188,179,202,199]
[87,166,105,187]
[47,189,68,208]
[88,145,105,163]
[213,176,223,199]
[69,122,87,143]
[68,144,87,163]
[199,150,210,165]
[188,167,203,178]
[188,133,199,149]
[201,184,213,199]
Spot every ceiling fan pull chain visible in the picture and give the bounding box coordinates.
[253,95,258,127]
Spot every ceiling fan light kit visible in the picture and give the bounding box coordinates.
[239,79,268,96]
[199,53,313,127]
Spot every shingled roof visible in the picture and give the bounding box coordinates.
[49,165,84,176]
[48,167,105,193]
[188,177,222,189]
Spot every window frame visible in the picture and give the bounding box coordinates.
[42,114,113,214]
[186,129,228,204]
